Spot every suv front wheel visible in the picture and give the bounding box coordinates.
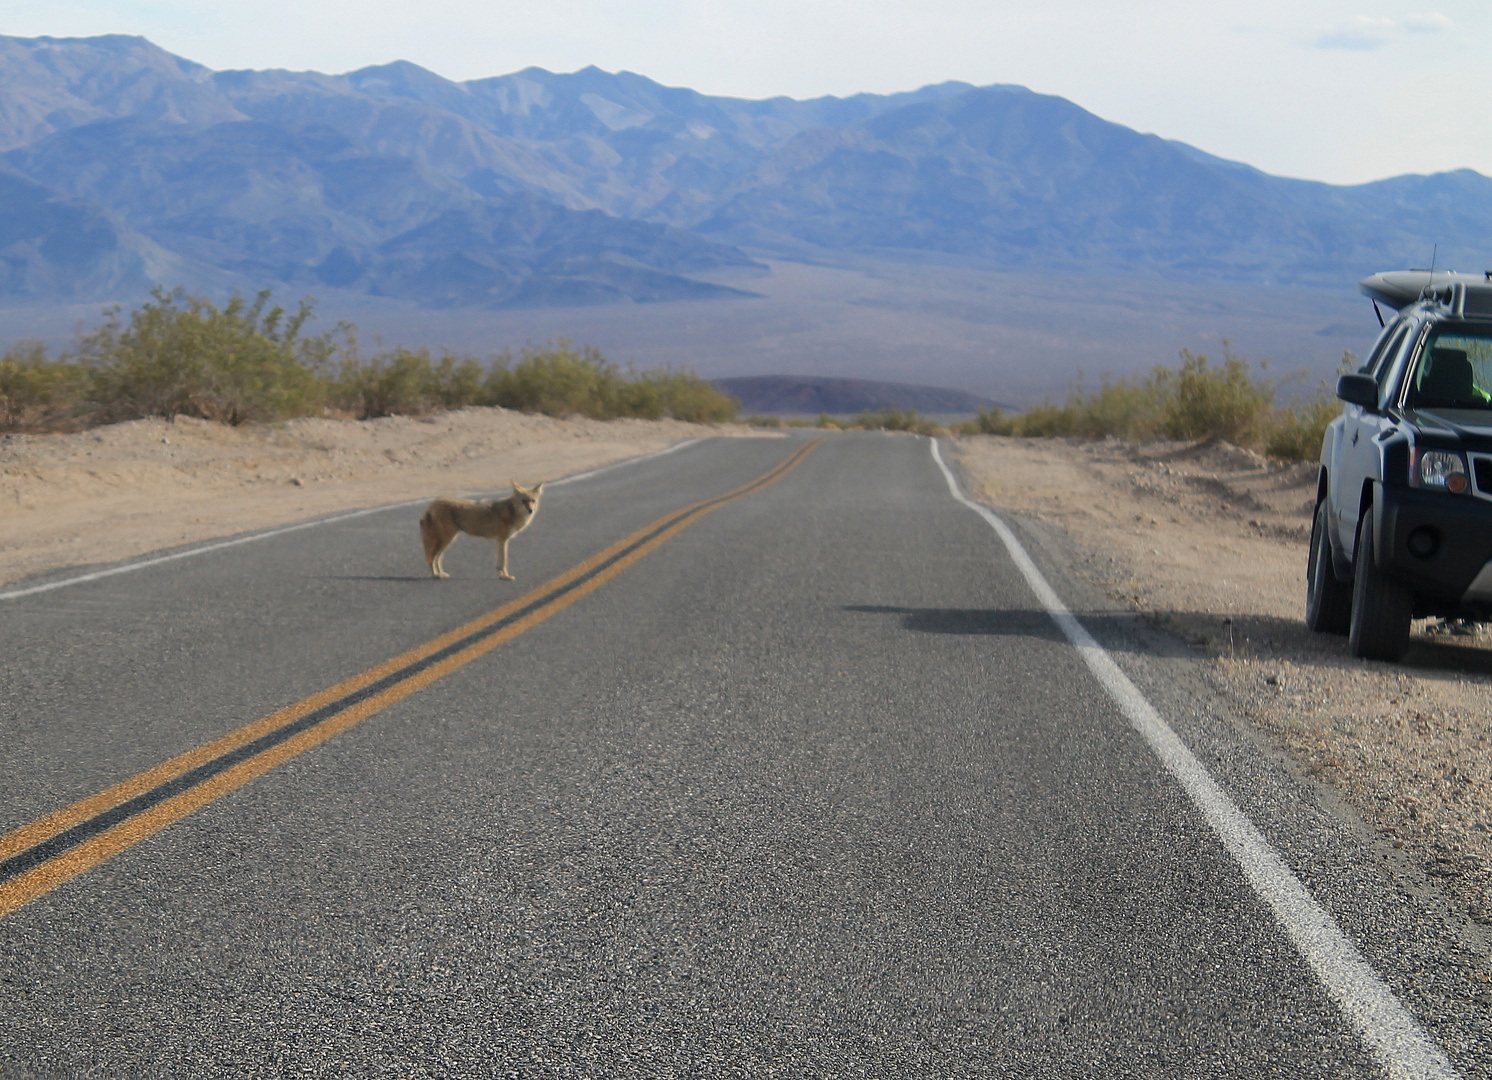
[1305,500,1352,634]
[1348,511,1413,660]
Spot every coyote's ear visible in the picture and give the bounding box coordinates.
[510,478,519,491]
[533,481,544,494]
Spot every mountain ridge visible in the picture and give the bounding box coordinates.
[0,33,1488,312]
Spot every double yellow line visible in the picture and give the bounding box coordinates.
[0,439,820,919]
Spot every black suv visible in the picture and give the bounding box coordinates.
[1308,270,1492,661]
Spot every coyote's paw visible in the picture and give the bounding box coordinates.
[499,571,515,581]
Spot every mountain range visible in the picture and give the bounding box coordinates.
[4,32,1491,313]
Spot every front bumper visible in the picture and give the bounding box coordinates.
[1378,485,1492,605]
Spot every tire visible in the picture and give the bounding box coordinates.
[1348,511,1413,661]
[1305,501,1352,634]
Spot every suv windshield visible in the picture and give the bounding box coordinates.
[1406,326,1492,410]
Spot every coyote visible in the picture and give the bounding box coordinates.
[420,480,544,580]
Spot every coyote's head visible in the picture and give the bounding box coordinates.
[511,479,544,516]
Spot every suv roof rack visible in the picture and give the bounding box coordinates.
[1360,270,1492,318]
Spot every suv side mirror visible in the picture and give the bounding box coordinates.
[1336,373,1380,411]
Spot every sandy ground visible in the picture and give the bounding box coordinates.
[4,412,1488,944]
[0,408,767,587]
[951,434,1492,934]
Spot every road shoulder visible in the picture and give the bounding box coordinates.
[945,433,1492,1069]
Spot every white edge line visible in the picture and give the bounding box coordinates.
[929,438,1459,1080]
[0,437,705,603]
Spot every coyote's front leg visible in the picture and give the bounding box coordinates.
[496,537,515,580]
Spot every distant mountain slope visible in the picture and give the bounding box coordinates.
[713,375,1000,415]
[0,32,1489,309]
[7,115,761,307]
[697,86,1492,280]
[0,35,768,305]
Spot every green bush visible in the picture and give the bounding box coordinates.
[1009,402,1080,438]
[853,406,941,435]
[1154,347,1273,443]
[956,344,1345,461]
[953,406,1012,436]
[0,341,89,431]
[485,342,619,418]
[0,291,737,433]
[1264,394,1340,461]
[78,287,334,425]
[484,342,737,422]
[429,352,487,412]
[622,368,739,423]
[330,347,486,419]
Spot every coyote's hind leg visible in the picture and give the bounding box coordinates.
[423,521,455,579]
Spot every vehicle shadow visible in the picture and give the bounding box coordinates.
[842,604,1492,677]
[843,603,1194,659]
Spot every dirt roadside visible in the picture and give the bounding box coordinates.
[949,434,1492,942]
[0,408,770,589]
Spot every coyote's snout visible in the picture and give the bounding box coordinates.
[420,480,544,580]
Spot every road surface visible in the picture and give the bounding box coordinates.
[0,433,1483,1077]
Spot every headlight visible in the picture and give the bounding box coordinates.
[1411,448,1470,493]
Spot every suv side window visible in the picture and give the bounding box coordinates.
[1376,322,1421,409]
[1362,319,1407,377]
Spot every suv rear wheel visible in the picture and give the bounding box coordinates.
[1305,500,1351,634]
[1348,512,1413,661]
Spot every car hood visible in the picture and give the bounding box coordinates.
[1403,408,1492,449]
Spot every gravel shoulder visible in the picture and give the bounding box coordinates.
[950,433,1492,939]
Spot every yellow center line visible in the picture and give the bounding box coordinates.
[0,440,820,919]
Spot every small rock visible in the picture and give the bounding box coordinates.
[289,476,304,486]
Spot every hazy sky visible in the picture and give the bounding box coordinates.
[4,1,1489,185]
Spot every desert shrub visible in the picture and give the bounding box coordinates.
[1153,347,1273,443]
[621,369,738,423]
[0,342,89,432]
[485,342,625,418]
[79,287,334,424]
[954,406,1023,436]
[1264,394,1338,461]
[961,343,1337,456]
[950,345,1347,460]
[485,342,736,422]
[1069,378,1160,439]
[854,406,941,435]
[429,353,486,411]
[7,291,733,432]
[330,347,485,419]
[1009,402,1080,438]
[969,406,1015,435]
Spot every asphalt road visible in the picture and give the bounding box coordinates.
[0,433,1485,1078]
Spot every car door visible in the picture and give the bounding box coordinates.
[1333,319,1415,556]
